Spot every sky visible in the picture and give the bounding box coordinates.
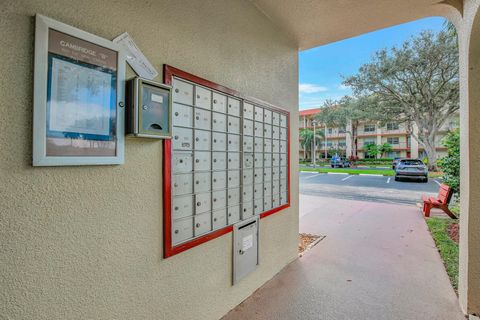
[299,16,447,110]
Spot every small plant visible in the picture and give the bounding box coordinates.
[438,128,460,194]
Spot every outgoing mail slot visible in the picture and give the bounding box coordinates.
[228,152,241,169]
[263,109,272,124]
[194,172,211,193]
[173,195,194,219]
[212,132,227,151]
[254,121,263,137]
[253,183,263,199]
[280,127,287,140]
[173,127,193,150]
[212,189,227,210]
[272,179,280,194]
[233,217,259,284]
[228,134,240,151]
[243,136,254,152]
[272,126,280,140]
[212,171,227,190]
[195,192,212,214]
[280,140,287,153]
[173,103,193,128]
[264,193,272,210]
[212,112,227,132]
[263,181,272,196]
[280,166,287,180]
[172,216,194,245]
[194,129,211,150]
[228,187,241,205]
[227,97,241,116]
[254,106,264,122]
[264,153,272,167]
[254,200,263,215]
[195,85,212,110]
[243,119,254,136]
[243,102,254,120]
[272,155,280,167]
[263,124,272,138]
[213,208,227,230]
[272,167,280,180]
[242,202,254,220]
[228,170,240,187]
[243,153,254,169]
[194,151,211,171]
[272,112,280,126]
[263,168,272,182]
[272,140,280,153]
[227,116,240,134]
[228,205,241,225]
[212,152,227,170]
[264,138,272,153]
[194,108,211,130]
[173,151,193,173]
[254,137,263,153]
[242,184,253,201]
[254,153,263,167]
[280,114,287,127]
[194,211,212,236]
[173,173,193,196]
[254,168,263,183]
[243,169,254,185]
[212,92,227,113]
[173,78,194,106]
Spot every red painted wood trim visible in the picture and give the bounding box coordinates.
[162,139,173,258]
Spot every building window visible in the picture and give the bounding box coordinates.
[386,122,399,130]
[339,127,346,133]
[328,128,333,134]
[338,141,346,148]
[387,151,400,158]
[364,124,376,132]
[363,138,375,146]
[387,137,399,145]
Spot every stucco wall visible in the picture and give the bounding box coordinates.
[0,1,299,319]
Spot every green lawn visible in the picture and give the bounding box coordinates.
[300,167,395,176]
[426,217,459,292]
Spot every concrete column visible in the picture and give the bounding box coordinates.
[376,124,382,158]
[346,120,353,157]
[410,122,419,159]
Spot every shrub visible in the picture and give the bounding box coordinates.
[438,128,460,193]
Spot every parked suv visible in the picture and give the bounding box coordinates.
[394,159,428,182]
[330,157,350,168]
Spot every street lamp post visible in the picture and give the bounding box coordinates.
[312,120,317,167]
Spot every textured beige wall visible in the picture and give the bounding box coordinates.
[0,1,299,319]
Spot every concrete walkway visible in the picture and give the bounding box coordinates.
[222,195,464,320]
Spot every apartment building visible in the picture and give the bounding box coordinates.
[299,108,458,161]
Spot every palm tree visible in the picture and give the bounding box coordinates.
[299,128,325,162]
[378,143,393,158]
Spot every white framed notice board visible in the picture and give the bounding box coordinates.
[162,65,290,258]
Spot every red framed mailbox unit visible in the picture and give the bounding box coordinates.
[163,65,291,258]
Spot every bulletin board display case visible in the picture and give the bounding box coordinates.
[163,65,290,258]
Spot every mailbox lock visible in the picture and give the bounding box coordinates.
[196,116,199,120]
[175,88,179,93]
[213,179,217,182]
[179,159,183,163]
[196,138,199,141]
[195,159,200,163]
[174,135,178,140]
[119,101,125,108]
[239,249,245,255]
[197,94,200,98]
[213,198,217,202]
[196,223,201,228]
[174,206,179,210]
[143,105,148,110]
[196,202,201,206]
[214,218,217,222]
[196,180,199,184]
[213,99,217,104]
[175,112,179,116]
[174,229,179,234]
[213,159,217,163]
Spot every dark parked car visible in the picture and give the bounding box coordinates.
[331,157,350,168]
[394,159,428,182]
[392,157,403,170]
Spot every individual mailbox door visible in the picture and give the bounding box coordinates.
[264,193,272,211]
[173,78,194,106]
[213,208,227,230]
[272,154,280,167]
[212,189,227,210]
[243,153,254,169]
[228,152,241,169]
[280,166,287,180]
[254,168,263,184]
[228,134,240,151]
[272,126,280,140]
[264,153,272,167]
[242,202,254,219]
[242,184,253,202]
[243,136,254,153]
[173,103,193,127]
[172,216,194,245]
[212,132,227,151]
[263,124,272,138]
[280,140,287,154]
[228,170,240,187]
[194,211,212,236]
[212,152,227,170]
[173,195,194,219]
[242,169,254,185]
[280,192,288,205]
[254,137,263,153]
[194,108,211,130]
[194,172,211,193]
[227,97,241,116]
[254,199,263,215]
[195,192,211,214]
[280,127,287,140]
[254,153,263,168]
[212,171,227,190]
[212,92,227,113]
[264,138,272,153]
[173,152,193,173]
[243,102,254,120]
[280,177,288,193]
[173,127,193,150]
[272,179,280,194]
[254,121,263,137]
[212,112,227,132]
[253,183,263,199]
[254,106,263,122]
[228,187,241,205]
[263,109,272,124]
[280,153,287,166]
[272,112,280,126]
[243,119,254,136]
[272,193,280,208]
[233,217,259,284]
[228,205,241,225]
[194,151,211,171]
[272,140,280,153]
[263,167,272,182]
[280,114,287,127]
[227,116,240,134]
[195,85,212,110]
[272,167,280,180]
[194,130,211,150]
[173,173,193,196]
[263,181,272,195]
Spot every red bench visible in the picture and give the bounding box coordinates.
[422,184,457,219]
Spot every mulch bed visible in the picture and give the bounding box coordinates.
[447,223,459,244]
[299,233,323,254]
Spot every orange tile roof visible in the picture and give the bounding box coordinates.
[299,108,322,116]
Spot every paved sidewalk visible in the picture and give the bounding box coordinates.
[222,195,464,320]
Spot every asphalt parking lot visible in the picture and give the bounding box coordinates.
[300,171,440,205]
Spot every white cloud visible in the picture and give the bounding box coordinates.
[338,84,350,90]
[299,83,328,94]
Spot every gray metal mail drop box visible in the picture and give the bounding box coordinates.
[233,217,259,284]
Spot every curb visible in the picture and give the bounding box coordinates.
[359,173,384,177]
[327,172,348,175]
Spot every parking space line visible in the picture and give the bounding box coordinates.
[304,173,321,180]
[387,177,391,184]
[433,179,441,186]
[341,175,354,181]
